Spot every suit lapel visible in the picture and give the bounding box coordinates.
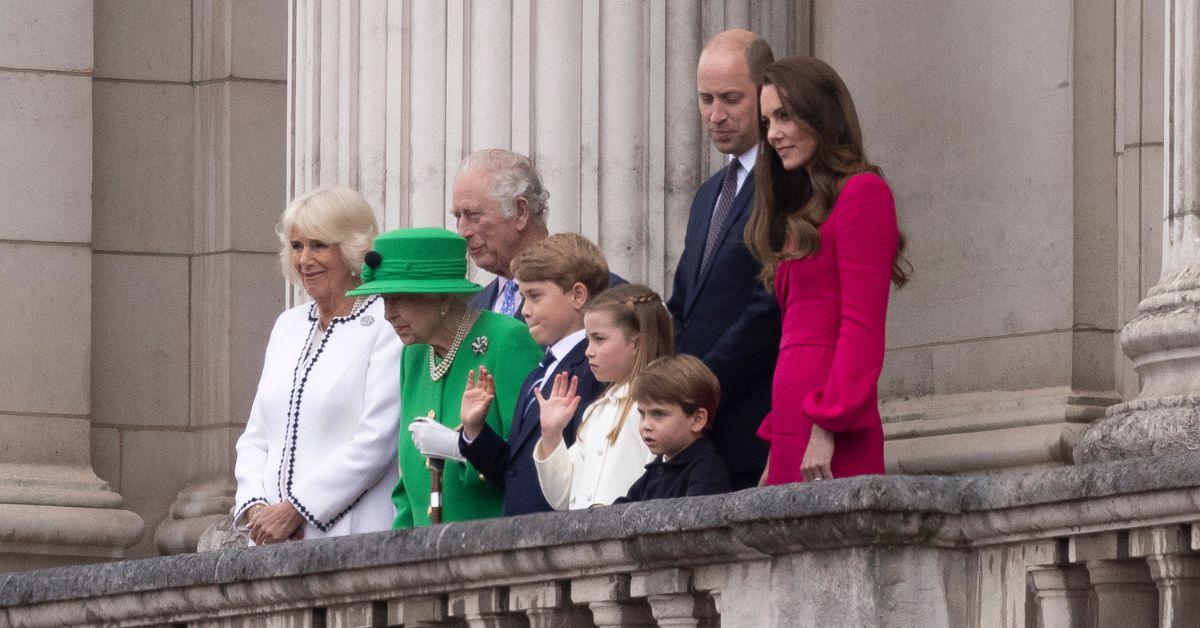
[685,176,755,312]
[510,341,587,455]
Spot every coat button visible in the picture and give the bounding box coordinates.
[478,473,486,482]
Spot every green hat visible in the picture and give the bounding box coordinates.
[347,227,483,296]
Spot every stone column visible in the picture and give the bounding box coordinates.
[1129,526,1200,628]
[0,0,143,570]
[630,569,719,628]
[447,587,526,628]
[286,0,806,292]
[1027,566,1091,628]
[1076,0,1200,462]
[570,574,656,628]
[112,0,286,556]
[1070,532,1158,628]
[508,581,592,627]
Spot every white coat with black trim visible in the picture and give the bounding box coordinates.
[234,296,402,539]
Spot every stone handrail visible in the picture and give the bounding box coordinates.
[5,454,1200,627]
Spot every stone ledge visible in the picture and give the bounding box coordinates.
[3,452,1200,611]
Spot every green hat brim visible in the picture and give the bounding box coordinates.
[347,277,484,296]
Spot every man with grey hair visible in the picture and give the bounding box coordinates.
[454,148,621,319]
[666,29,780,490]
[453,149,551,317]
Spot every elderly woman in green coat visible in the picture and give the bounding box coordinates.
[349,227,541,527]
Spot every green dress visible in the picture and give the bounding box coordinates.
[392,310,542,528]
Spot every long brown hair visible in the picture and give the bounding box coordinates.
[745,56,909,289]
[581,283,675,444]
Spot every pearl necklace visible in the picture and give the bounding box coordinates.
[318,295,366,331]
[429,310,473,381]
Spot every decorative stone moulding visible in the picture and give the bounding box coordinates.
[1077,271,1200,463]
[0,464,144,571]
[153,478,236,555]
[6,453,1200,626]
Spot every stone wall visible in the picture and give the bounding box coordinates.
[0,0,143,569]
[5,453,1200,627]
[85,0,289,559]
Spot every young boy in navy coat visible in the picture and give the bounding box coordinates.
[458,234,609,515]
[615,355,731,503]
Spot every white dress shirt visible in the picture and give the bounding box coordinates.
[733,144,757,195]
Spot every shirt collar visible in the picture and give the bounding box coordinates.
[548,328,587,360]
[653,437,714,468]
[734,144,758,173]
[602,382,632,402]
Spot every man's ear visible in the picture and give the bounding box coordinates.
[691,408,709,434]
[513,197,530,230]
[571,282,589,309]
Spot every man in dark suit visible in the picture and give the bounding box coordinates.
[666,29,780,490]
[454,149,622,320]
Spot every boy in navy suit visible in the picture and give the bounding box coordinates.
[458,234,609,515]
[615,355,730,504]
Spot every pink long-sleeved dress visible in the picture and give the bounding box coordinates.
[757,172,897,485]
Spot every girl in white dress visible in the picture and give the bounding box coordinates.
[533,284,674,510]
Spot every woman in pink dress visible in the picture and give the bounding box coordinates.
[746,57,910,485]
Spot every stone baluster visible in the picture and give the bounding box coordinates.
[507,581,592,628]
[447,587,524,628]
[570,574,656,627]
[1027,566,1091,628]
[1128,525,1200,628]
[1069,532,1158,627]
[630,568,718,628]
[326,601,388,628]
[387,596,463,627]
[1074,0,1200,463]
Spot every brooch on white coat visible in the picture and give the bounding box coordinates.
[360,315,375,326]
[470,336,489,356]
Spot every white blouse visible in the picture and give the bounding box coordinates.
[533,383,653,510]
[234,297,403,539]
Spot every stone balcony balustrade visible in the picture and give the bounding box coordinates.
[4,453,1200,627]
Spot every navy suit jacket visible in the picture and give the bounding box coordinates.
[666,171,780,488]
[458,338,604,516]
[470,271,627,321]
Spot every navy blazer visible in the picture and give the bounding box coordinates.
[458,337,604,516]
[470,271,628,321]
[666,171,780,489]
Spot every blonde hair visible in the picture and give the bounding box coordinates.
[510,233,610,298]
[580,284,675,445]
[276,187,379,285]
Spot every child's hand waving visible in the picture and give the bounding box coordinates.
[460,367,495,440]
[536,372,580,454]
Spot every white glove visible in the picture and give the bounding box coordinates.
[408,418,466,462]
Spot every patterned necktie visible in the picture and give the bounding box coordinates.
[498,280,520,317]
[700,158,741,275]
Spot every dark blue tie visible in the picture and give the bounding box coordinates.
[524,351,557,414]
[700,159,740,275]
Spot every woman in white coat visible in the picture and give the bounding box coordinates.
[234,187,403,544]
